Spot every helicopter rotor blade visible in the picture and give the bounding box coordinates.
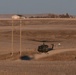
[27,39,62,42]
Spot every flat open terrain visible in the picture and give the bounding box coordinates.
[0,18,76,75]
[0,61,76,75]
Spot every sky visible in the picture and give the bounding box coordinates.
[0,0,76,15]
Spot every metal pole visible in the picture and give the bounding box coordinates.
[11,19,14,56]
[20,19,22,56]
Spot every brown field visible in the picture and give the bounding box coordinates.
[0,18,76,75]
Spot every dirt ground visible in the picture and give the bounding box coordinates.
[0,18,76,75]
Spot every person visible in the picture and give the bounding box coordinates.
[58,43,61,46]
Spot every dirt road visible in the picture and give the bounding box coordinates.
[34,48,76,59]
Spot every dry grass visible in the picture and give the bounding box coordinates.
[0,29,76,41]
[0,50,38,60]
[0,18,76,75]
[0,18,76,26]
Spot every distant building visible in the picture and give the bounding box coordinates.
[12,14,25,19]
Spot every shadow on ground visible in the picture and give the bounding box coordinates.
[20,56,32,60]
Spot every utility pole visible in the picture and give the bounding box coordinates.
[11,19,14,56]
[20,19,22,56]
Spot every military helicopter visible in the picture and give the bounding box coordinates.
[28,39,61,53]
[38,41,54,53]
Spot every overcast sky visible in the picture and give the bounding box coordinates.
[0,0,76,15]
